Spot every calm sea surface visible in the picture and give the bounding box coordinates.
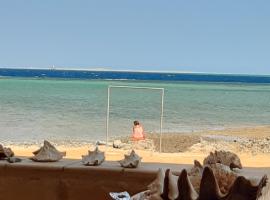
[0,70,270,144]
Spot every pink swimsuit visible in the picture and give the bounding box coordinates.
[132,125,145,140]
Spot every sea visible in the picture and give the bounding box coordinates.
[0,68,270,145]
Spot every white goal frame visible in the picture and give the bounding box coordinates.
[106,85,165,152]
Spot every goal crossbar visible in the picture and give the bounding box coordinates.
[106,85,165,152]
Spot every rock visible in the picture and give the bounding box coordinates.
[113,140,123,149]
[132,139,155,151]
[7,157,22,163]
[95,140,106,146]
[238,137,270,154]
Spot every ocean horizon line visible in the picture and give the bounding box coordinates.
[1,66,270,77]
[1,67,270,84]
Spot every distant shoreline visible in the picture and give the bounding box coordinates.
[1,67,270,76]
[1,68,270,83]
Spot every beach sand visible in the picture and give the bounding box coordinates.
[11,145,270,167]
[8,126,270,167]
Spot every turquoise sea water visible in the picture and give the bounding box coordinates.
[0,78,270,144]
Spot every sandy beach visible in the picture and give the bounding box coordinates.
[8,125,270,167]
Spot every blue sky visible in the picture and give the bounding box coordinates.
[0,1,270,74]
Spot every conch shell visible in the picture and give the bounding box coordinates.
[136,167,267,200]
[0,144,14,159]
[203,150,242,169]
[188,160,238,194]
[30,140,66,162]
[82,147,105,166]
[259,181,270,200]
[119,150,141,168]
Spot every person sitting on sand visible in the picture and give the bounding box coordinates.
[132,120,145,140]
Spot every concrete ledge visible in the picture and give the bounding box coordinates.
[0,158,182,200]
[0,158,269,200]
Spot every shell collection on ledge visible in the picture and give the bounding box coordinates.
[82,147,105,166]
[30,140,66,162]
[0,144,14,159]
[119,150,142,168]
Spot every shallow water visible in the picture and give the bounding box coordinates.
[0,78,270,144]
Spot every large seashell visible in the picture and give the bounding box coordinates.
[119,150,141,168]
[203,150,242,169]
[0,144,14,159]
[30,140,66,162]
[146,168,165,200]
[82,147,105,166]
[258,180,270,200]
[130,191,150,200]
[145,166,267,200]
[188,160,238,194]
[132,150,266,200]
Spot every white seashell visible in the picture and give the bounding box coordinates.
[110,191,130,200]
[119,150,141,168]
[82,147,105,166]
[147,168,165,196]
[30,140,66,162]
[130,191,150,200]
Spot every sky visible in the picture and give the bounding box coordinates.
[0,1,270,74]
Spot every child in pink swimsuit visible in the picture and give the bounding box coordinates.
[132,120,145,140]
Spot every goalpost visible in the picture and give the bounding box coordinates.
[106,85,165,152]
